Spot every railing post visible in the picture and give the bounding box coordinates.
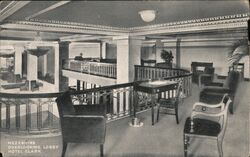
[0,101,1,130]
[6,101,10,131]
[37,99,42,131]
[116,91,120,117]
[48,99,53,130]
[129,87,133,116]
[16,103,20,131]
[123,89,127,115]
[26,99,31,132]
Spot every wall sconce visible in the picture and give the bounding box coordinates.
[139,10,157,22]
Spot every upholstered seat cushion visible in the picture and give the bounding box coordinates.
[199,86,231,104]
[184,117,221,136]
[201,86,231,94]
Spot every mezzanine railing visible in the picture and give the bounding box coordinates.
[63,59,117,78]
[0,92,60,134]
[0,66,192,134]
[135,65,192,96]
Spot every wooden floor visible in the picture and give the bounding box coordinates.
[1,82,249,157]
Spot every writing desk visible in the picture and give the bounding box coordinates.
[130,80,178,126]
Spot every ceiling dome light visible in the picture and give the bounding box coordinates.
[139,10,156,22]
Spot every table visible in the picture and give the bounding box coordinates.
[130,80,178,127]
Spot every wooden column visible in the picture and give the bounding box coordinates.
[59,41,70,91]
[176,38,181,68]
[77,80,81,91]
[54,44,60,91]
[155,39,164,63]
[27,53,38,81]
[14,45,24,76]
[114,36,144,83]
[100,41,106,59]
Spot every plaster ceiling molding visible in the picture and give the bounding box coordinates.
[1,19,129,36]
[130,13,249,32]
[28,18,129,31]
[130,13,249,36]
[0,13,248,39]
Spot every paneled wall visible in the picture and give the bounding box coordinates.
[106,43,117,59]
[69,43,101,58]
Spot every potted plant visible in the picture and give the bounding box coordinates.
[228,39,248,65]
[160,49,174,68]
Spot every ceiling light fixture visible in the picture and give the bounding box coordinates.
[139,10,157,22]
[25,32,49,57]
[25,32,42,50]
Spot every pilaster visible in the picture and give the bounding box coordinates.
[58,41,71,91]
[176,38,181,68]
[114,36,144,83]
[14,45,24,75]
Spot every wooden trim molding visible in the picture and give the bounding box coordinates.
[1,13,249,39]
[1,20,129,36]
[0,1,31,22]
[130,13,249,36]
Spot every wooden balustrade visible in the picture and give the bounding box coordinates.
[0,93,60,134]
[0,66,192,134]
[135,65,192,97]
[70,82,135,121]
[63,59,117,78]
[135,65,188,81]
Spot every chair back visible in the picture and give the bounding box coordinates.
[204,67,215,75]
[191,62,213,73]
[224,71,240,93]
[141,59,156,66]
[218,94,232,139]
[175,82,183,102]
[56,91,76,118]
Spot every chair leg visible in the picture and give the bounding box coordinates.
[229,101,234,114]
[156,105,160,122]
[151,106,154,125]
[175,105,179,124]
[184,134,189,157]
[217,139,223,157]
[61,141,67,157]
[100,144,104,157]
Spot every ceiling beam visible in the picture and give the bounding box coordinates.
[25,1,71,20]
[0,1,31,22]
[0,30,70,41]
[146,31,247,40]
[60,34,114,42]
[143,37,246,44]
